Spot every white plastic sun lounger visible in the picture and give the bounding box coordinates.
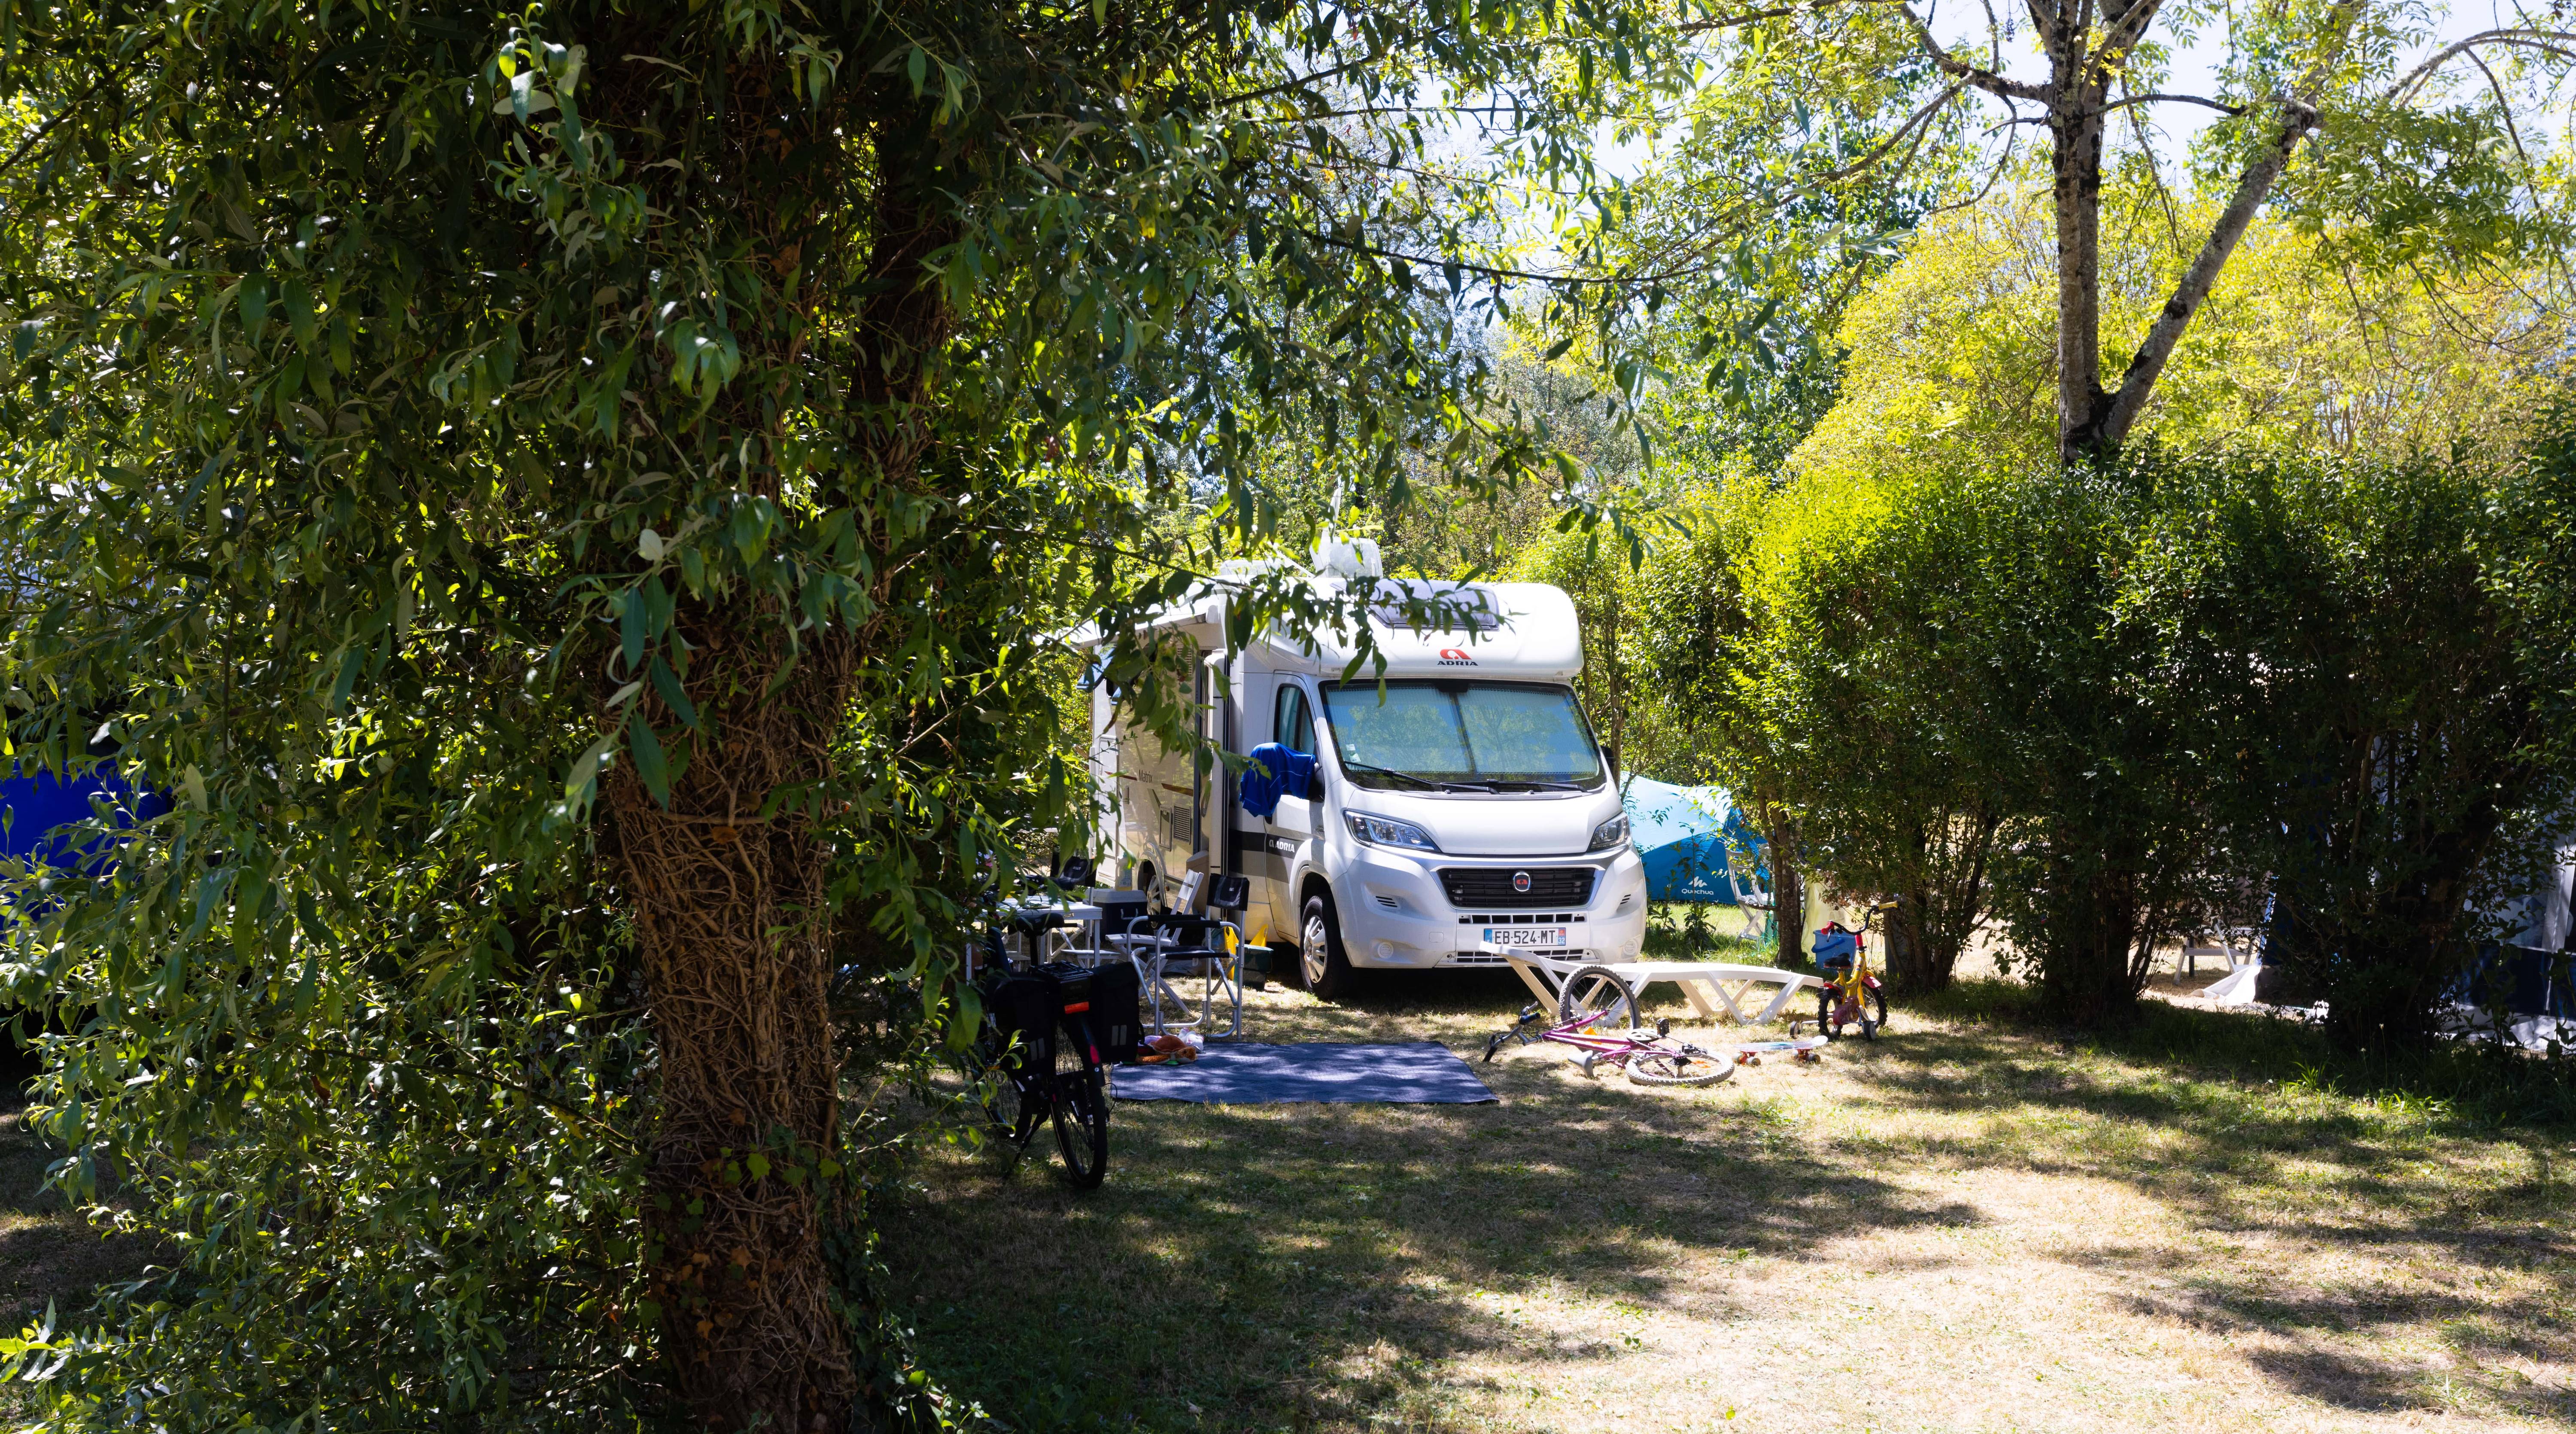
[1490,946,1823,1026]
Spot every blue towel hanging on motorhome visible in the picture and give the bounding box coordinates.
[1238,743,1315,819]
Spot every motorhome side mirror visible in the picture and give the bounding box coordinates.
[1603,744,1622,778]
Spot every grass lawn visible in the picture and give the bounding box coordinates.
[880,970,2576,1433]
[0,1069,164,1418]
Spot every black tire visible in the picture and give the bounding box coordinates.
[972,1024,1036,1142]
[1049,1017,1108,1189]
[1300,891,1360,1001]
[1627,1048,1734,1088]
[969,1025,1037,1176]
[1863,984,1888,1040]
[1558,965,1638,1031]
[1818,985,1844,1042]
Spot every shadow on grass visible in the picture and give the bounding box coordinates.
[1848,982,2576,1425]
[881,972,1977,1432]
[881,974,2576,1431]
[1913,978,2576,1130]
[0,1049,164,1346]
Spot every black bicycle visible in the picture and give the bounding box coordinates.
[970,959,1110,1189]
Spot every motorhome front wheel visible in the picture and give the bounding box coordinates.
[1300,892,1359,1001]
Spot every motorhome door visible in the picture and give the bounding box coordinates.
[1258,678,1321,937]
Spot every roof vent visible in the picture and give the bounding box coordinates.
[1313,531,1382,581]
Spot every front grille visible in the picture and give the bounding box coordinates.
[1437,867,1597,909]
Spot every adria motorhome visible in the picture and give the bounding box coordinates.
[1087,536,1648,998]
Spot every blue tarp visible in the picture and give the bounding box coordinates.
[1110,1042,1498,1104]
[1622,776,1765,904]
[2,767,158,871]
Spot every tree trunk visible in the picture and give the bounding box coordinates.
[1767,814,1804,968]
[586,52,953,1422]
[2035,855,2148,1026]
[611,612,859,1430]
[1880,903,1933,993]
[2051,98,2111,460]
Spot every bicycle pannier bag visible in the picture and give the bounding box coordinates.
[980,970,1059,1069]
[1036,960,1090,1046]
[1078,962,1144,1065]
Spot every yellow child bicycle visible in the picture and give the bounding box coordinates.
[1798,898,1896,1041]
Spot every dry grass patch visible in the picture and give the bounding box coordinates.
[880,973,2576,1432]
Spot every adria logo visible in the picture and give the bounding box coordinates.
[1437,647,1476,665]
[1512,871,1531,893]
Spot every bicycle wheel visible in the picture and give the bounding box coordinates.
[1817,985,1847,1042]
[1626,1048,1734,1088]
[1049,1017,1109,1189]
[971,1024,1036,1142]
[1558,965,1639,1031]
[1863,985,1888,1040]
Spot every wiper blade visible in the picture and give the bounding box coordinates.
[1488,779,1586,792]
[1341,760,1487,792]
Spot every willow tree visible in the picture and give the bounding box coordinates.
[0,0,1668,1425]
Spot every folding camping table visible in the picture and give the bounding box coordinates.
[1492,946,1824,1026]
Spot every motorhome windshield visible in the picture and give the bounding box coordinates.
[1319,681,1604,791]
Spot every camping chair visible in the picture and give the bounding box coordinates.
[1726,865,1776,944]
[2180,926,2255,977]
[1123,875,1248,1039]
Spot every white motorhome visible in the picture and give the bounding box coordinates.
[1088,536,1648,997]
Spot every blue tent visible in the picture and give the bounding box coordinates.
[1622,776,1765,903]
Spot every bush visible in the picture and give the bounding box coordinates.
[2131,441,2576,1050]
[1659,431,2576,1038]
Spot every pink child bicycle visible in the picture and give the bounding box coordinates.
[1481,965,1733,1087]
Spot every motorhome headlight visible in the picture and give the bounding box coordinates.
[1587,813,1631,852]
[1346,812,1440,852]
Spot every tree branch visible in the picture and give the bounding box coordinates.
[0,67,125,181]
[1814,82,1966,183]
[2096,98,2315,448]
[1666,0,1940,32]
[1898,3,2050,101]
[2093,0,2169,77]
[2101,91,2244,115]
[2388,29,2576,103]
[2090,0,2363,450]
[1213,53,1386,108]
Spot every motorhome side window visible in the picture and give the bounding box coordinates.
[1273,685,1313,755]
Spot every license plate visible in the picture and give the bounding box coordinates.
[1482,926,1570,948]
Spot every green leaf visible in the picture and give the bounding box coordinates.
[650,657,699,728]
[629,719,671,808]
[237,277,269,336]
[564,723,623,805]
[620,590,647,672]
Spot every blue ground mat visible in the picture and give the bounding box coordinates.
[1110,1041,1498,1105]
